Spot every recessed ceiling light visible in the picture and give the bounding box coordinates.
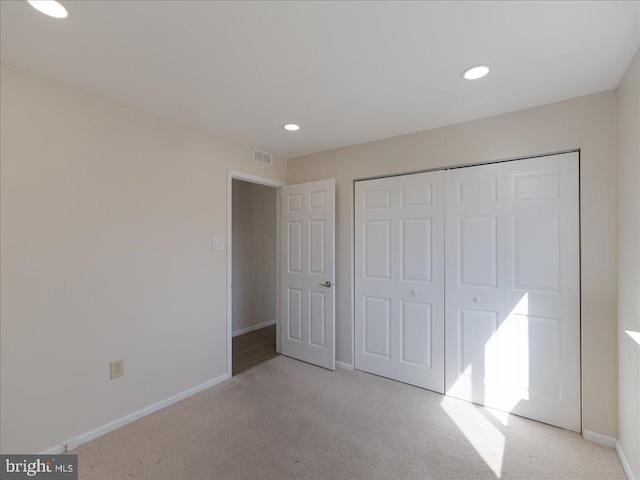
[283,124,300,132]
[461,65,491,80]
[27,0,68,19]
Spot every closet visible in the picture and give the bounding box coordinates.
[354,152,580,432]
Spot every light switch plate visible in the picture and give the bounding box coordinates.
[211,236,225,251]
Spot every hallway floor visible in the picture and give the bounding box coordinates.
[232,324,278,376]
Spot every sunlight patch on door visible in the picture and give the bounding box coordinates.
[485,293,531,409]
[448,293,531,413]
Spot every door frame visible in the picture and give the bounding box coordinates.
[227,170,285,377]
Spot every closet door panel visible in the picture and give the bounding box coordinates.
[355,171,445,393]
[445,153,580,432]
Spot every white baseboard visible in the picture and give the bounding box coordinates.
[40,444,66,455]
[583,430,617,448]
[232,319,276,337]
[335,361,354,371]
[617,441,637,480]
[63,373,229,452]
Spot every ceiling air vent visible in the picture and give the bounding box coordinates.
[252,148,272,166]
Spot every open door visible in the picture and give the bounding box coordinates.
[279,179,335,370]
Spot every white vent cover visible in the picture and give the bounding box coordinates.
[252,148,272,166]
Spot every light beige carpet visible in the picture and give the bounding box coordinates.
[73,356,625,479]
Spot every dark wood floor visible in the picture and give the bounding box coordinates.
[232,324,278,376]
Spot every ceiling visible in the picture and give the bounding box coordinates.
[1,1,638,159]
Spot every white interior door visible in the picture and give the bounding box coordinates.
[445,152,580,432]
[280,179,335,370]
[354,171,445,392]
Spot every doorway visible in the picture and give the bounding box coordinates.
[227,171,337,376]
[228,173,282,376]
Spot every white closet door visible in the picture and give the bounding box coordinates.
[355,171,445,392]
[444,162,506,404]
[280,179,335,370]
[445,152,580,432]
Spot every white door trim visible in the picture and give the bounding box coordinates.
[227,170,285,377]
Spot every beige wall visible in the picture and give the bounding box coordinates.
[616,48,639,478]
[232,180,277,333]
[288,91,619,438]
[0,63,286,453]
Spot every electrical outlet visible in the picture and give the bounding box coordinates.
[110,359,124,379]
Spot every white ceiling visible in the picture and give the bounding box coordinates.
[1,1,639,159]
